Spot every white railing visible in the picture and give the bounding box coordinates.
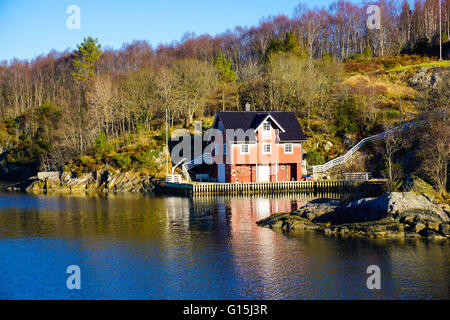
[166,174,183,183]
[312,120,426,173]
[181,152,212,171]
[344,172,371,181]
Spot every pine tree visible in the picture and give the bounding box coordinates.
[214,50,237,111]
[72,36,102,152]
[72,36,102,83]
[265,32,307,60]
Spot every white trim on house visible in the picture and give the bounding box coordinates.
[253,115,285,133]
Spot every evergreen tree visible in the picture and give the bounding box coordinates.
[214,50,237,111]
[265,32,307,60]
[72,36,102,153]
[72,36,102,83]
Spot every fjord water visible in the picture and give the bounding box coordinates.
[0,183,448,299]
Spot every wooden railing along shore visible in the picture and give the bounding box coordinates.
[163,179,358,195]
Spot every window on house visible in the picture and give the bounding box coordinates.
[284,143,293,154]
[241,144,249,154]
[218,121,223,132]
[262,121,271,140]
[263,143,271,154]
[223,143,227,155]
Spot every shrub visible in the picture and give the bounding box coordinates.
[93,130,113,155]
[135,149,156,168]
[79,155,96,168]
[112,153,131,169]
[0,125,14,148]
[349,46,372,62]
[134,148,163,174]
[385,110,400,119]
[334,97,360,136]
[201,118,214,131]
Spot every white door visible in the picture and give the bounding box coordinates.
[218,164,225,182]
[258,165,270,182]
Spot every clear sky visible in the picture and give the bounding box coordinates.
[0,0,338,62]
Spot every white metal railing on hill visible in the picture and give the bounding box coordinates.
[181,152,212,172]
[312,120,426,174]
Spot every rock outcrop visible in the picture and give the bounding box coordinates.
[7,169,156,193]
[408,67,449,89]
[257,192,450,240]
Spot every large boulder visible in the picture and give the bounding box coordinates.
[295,199,340,221]
[341,192,449,223]
[37,172,59,180]
[408,67,449,89]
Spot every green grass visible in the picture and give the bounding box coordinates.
[388,60,450,72]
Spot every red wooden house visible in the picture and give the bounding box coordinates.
[209,111,306,183]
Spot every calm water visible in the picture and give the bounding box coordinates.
[0,182,448,300]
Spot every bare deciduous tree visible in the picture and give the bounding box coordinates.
[419,120,450,194]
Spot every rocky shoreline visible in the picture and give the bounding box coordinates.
[6,169,156,193]
[257,192,450,240]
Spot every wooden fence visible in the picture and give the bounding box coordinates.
[164,180,354,195]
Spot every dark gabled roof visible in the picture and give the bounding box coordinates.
[216,111,306,142]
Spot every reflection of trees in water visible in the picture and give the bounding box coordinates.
[0,193,168,240]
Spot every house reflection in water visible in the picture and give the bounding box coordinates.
[222,195,310,298]
[228,196,303,220]
[173,193,330,298]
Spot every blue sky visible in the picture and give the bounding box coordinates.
[1,0,338,62]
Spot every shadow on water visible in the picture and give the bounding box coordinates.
[0,186,448,299]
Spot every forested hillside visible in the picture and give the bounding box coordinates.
[0,0,448,195]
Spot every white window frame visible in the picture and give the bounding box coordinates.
[262,121,271,139]
[240,144,249,154]
[262,143,271,154]
[284,143,293,154]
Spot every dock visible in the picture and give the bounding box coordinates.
[160,180,359,195]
